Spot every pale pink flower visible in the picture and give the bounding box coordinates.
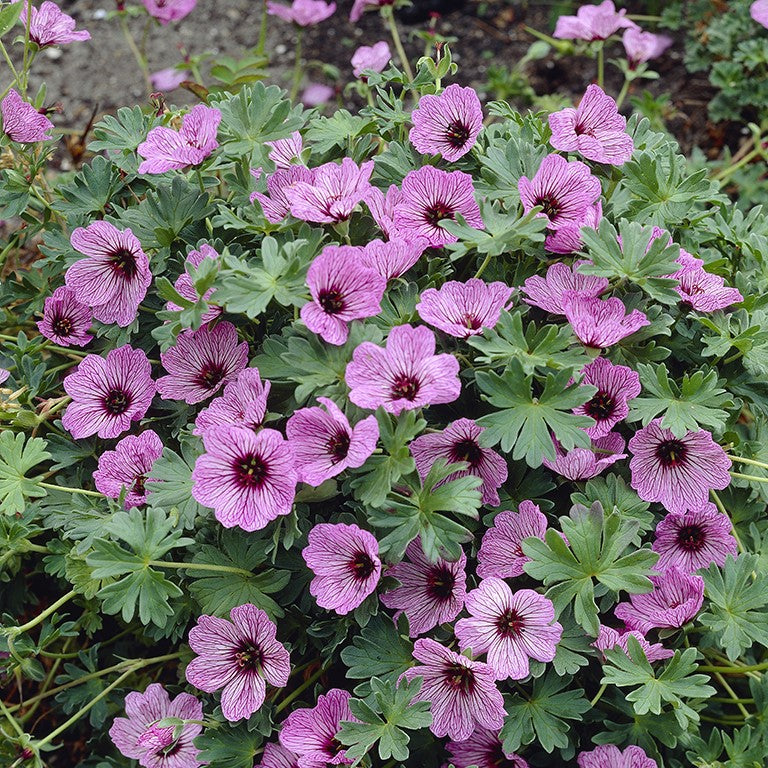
[301,83,334,107]
[267,0,336,26]
[752,0,768,27]
[37,286,93,347]
[543,433,627,480]
[265,131,304,169]
[522,260,608,315]
[447,728,529,768]
[622,27,673,68]
[578,744,658,768]
[554,0,639,41]
[193,368,271,436]
[349,0,388,22]
[563,291,650,348]
[251,166,315,223]
[545,201,602,254]
[1,89,53,143]
[358,237,427,280]
[256,743,299,768]
[150,67,190,91]
[20,1,90,46]
[592,624,673,663]
[165,243,221,323]
[143,0,196,25]
[352,41,391,78]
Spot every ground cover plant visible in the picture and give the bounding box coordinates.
[4,1,768,767]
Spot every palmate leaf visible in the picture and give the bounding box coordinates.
[194,721,264,768]
[0,432,51,515]
[52,156,124,218]
[147,441,207,529]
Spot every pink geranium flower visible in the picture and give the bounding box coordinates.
[267,0,336,25]
[302,522,381,615]
[403,638,505,741]
[365,184,402,239]
[380,538,467,636]
[286,397,379,485]
[416,279,514,338]
[545,201,602,254]
[256,743,299,768]
[0,369,10,385]
[165,244,222,323]
[93,430,163,509]
[1,89,53,143]
[543,433,626,480]
[62,346,155,440]
[193,368,271,436]
[192,425,297,531]
[265,131,304,169]
[358,237,427,280]
[522,261,609,315]
[301,82,334,107]
[554,0,638,41]
[138,104,221,174]
[563,291,650,348]
[592,624,673,663]
[578,744,658,768]
[666,260,743,312]
[150,67,190,91]
[20,1,90,46]
[447,728,529,768]
[349,0,388,21]
[37,286,93,347]
[143,0,197,24]
[549,85,634,165]
[752,0,768,27]
[345,324,461,415]
[352,40,391,78]
[66,220,151,327]
[251,165,315,223]
[623,28,673,68]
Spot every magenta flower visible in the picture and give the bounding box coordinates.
[349,0,387,21]
[447,728,529,768]
[267,0,336,25]
[0,369,9,385]
[416,279,513,339]
[380,538,467,636]
[138,104,220,174]
[572,356,641,438]
[109,684,204,768]
[301,83,334,107]
[280,688,358,767]
[410,418,507,506]
[543,433,626,481]
[301,245,386,345]
[157,321,248,404]
[143,0,197,24]
[62,346,155,440]
[578,745,657,768]
[670,262,743,312]
[36,286,93,347]
[1,89,53,143]
[358,237,427,281]
[394,166,483,247]
[251,166,315,223]
[410,84,483,162]
[302,522,381,614]
[186,604,290,722]
[519,154,602,231]
[563,291,650,348]
[592,624,673,663]
[549,85,634,165]
[256,743,299,768]
[365,184,401,239]
[265,131,304,169]
[753,0,768,27]
[20,1,90,46]
[455,578,562,680]
[150,67,190,91]
[66,220,151,327]
[623,28,673,68]
[192,425,297,531]
[652,504,738,572]
[403,638,505,741]
[554,0,638,41]
[165,244,222,323]
[345,324,461,415]
[545,201,602,254]
[628,420,731,514]
[194,368,271,436]
[286,397,379,486]
[285,158,373,223]
[614,566,705,633]
[93,430,163,509]
[352,41,391,78]
[522,260,608,315]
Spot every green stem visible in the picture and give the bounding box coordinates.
[383,5,414,82]
[0,39,21,92]
[713,672,750,718]
[615,76,630,110]
[473,252,493,280]
[596,43,604,89]
[590,682,608,707]
[21,0,32,95]
[289,27,303,102]
[727,454,768,470]
[257,0,269,57]
[148,560,254,578]
[713,145,762,184]
[710,490,744,554]
[196,169,206,196]
[730,471,768,484]
[38,482,103,498]
[275,663,328,714]
[699,659,768,674]
[0,698,24,739]
[7,590,77,637]
[119,13,152,94]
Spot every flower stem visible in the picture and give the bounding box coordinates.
[730,471,768,484]
[147,560,255,578]
[289,27,303,102]
[257,0,269,57]
[615,76,630,110]
[275,663,328,714]
[473,253,492,280]
[699,658,768,674]
[38,482,103,498]
[710,489,745,554]
[119,13,152,94]
[596,43,604,89]
[589,682,608,706]
[726,454,768,470]
[713,671,751,718]
[383,5,414,83]
[6,590,77,637]
[21,0,32,95]
[713,145,762,185]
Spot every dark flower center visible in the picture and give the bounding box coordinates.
[584,391,615,420]
[104,388,131,415]
[451,438,482,468]
[496,608,525,638]
[234,454,268,489]
[536,194,559,219]
[318,288,345,315]
[390,374,420,402]
[445,120,471,149]
[327,430,351,462]
[676,524,705,553]
[426,564,456,602]
[462,312,482,330]
[325,737,344,758]
[424,201,455,227]
[443,662,475,694]
[350,550,376,580]
[574,122,594,137]
[656,439,687,468]
[235,643,263,671]
[196,361,227,391]
[133,475,146,497]
[486,743,525,768]
[51,315,74,337]
[108,247,138,279]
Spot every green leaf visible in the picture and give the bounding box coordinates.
[52,156,124,218]
[305,110,376,154]
[88,106,159,171]
[194,721,264,768]
[0,432,50,515]
[571,474,653,536]
[475,359,595,467]
[0,1,24,37]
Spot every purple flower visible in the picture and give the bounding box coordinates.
[572,357,641,438]
[20,1,90,46]
[286,397,378,486]
[409,84,483,162]
[301,245,386,345]
[358,237,427,281]
[416,279,514,339]
[349,0,388,21]
[403,638,505,741]
[186,604,290,722]
[66,220,151,327]
[265,131,304,169]
[365,184,401,239]
[93,430,163,509]
[623,27,673,68]
[518,154,602,231]
[578,745,658,768]
[280,688,358,767]
[62,346,155,440]
[143,0,197,24]
[285,158,373,223]
[352,41,391,78]
[545,201,602,254]
[194,368,271,436]
[614,566,705,633]
[256,743,299,768]
[0,369,9,385]
[380,538,467,636]
[592,624,673,663]
[1,89,53,143]
[301,83,334,107]
[150,67,190,91]
[522,260,609,315]
[447,728,529,768]
[157,321,248,404]
[36,286,93,347]
[165,244,222,323]
[109,683,203,768]
[410,418,507,506]
[554,0,638,41]
[753,0,768,26]
[549,84,634,165]
[345,324,461,415]
[669,261,743,312]
[267,0,336,25]
[302,522,381,614]
[652,503,738,572]
[394,166,483,247]
[563,291,650,348]
[628,420,731,514]
[251,166,315,223]
[543,433,626,481]
[455,578,563,680]
[192,425,297,531]
[138,104,221,174]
